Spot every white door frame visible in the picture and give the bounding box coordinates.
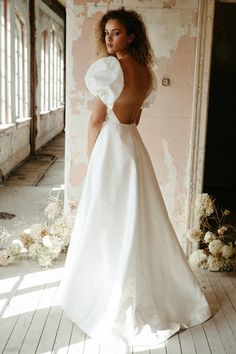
[186,0,215,255]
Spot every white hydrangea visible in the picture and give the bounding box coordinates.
[209,239,223,256]
[207,255,224,272]
[195,193,214,218]
[10,239,26,256]
[222,244,234,259]
[187,229,202,243]
[189,249,208,268]
[42,235,53,248]
[204,231,216,243]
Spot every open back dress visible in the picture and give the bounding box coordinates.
[58,56,211,346]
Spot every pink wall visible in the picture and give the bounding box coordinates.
[65,0,199,249]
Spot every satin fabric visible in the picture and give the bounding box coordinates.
[58,57,211,346]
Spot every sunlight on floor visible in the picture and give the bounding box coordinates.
[2,287,57,318]
[18,267,63,289]
[0,266,64,318]
[51,184,65,192]
[0,276,20,294]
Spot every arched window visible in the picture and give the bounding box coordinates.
[15,12,28,119]
[57,41,64,106]
[0,0,11,124]
[41,28,64,112]
[40,30,49,112]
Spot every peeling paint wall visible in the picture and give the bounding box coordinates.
[65,0,199,249]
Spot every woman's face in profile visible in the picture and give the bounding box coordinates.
[104,19,134,57]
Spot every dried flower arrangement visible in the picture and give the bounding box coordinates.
[0,197,73,267]
[188,193,236,271]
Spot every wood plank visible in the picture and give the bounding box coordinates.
[190,324,211,354]
[35,299,63,352]
[0,262,36,352]
[204,271,236,353]
[179,328,196,354]
[83,335,101,354]
[52,311,73,352]
[227,272,236,289]
[67,324,86,354]
[132,345,149,353]
[3,285,47,353]
[218,273,236,311]
[150,344,166,354]
[203,318,226,354]
[20,285,58,353]
[99,345,123,354]
[165,334,181,354]
[207,271,236,338]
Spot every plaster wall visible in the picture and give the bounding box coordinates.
[65,0,199,249]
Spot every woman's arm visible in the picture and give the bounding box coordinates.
[135,109,142,126]
[87,97,107,160]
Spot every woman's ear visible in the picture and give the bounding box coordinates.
[128,33,135,44]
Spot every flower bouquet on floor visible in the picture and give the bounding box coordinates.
[188,193,236,271]
[0,196,73,267]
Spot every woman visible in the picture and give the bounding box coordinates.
[59,8,211,346]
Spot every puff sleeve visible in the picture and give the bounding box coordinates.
[141,71,158,109]
[85,56,124,109]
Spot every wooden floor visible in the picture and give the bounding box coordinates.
[1,133,236,353]
[0,255,236,354]
[4,132,65,187]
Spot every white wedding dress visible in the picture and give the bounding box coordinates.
[59,56,211,346]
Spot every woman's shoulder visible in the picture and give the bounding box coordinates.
[85,56,120,77]
[84,56,124,109]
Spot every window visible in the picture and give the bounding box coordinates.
[0,0,11,124]
[41,29,64,112]
[57,42,64,106]
[41,30,49,112]
[15,12,28,119]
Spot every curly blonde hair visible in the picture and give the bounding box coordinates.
[96,7,154,67]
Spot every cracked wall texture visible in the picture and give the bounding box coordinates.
[65,0,199,249]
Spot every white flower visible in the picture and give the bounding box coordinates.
[28,243,39,260]
[222,244,234,259]
[30,223,46,240]
[195,193,214,218]
[187,229,202,243]
[207,255,224,271]
[209,240,223,256]
[44,201,60,220]
[42,235,53,248]
[0,249,14,267]
[189,249,208,268]
[204,231,216,243]
[10,239,26,256]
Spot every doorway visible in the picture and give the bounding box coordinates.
[203,2,236,223]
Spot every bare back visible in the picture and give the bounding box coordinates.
[113,56,152,125]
